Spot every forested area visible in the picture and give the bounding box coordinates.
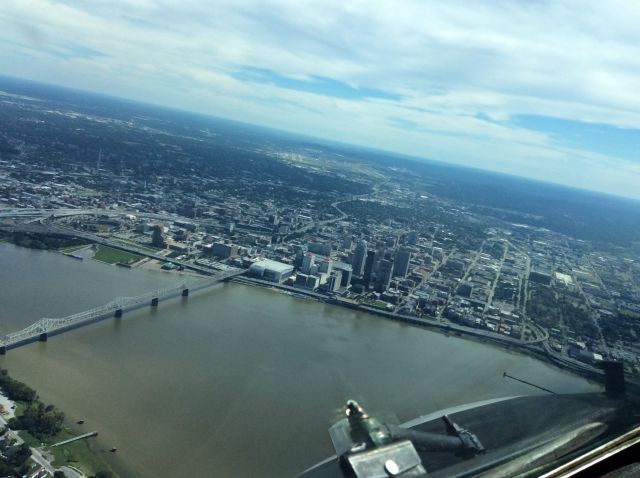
[0,231,88,250]
[527,285,597,340]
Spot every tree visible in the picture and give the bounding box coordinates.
[0,368,37,402]
[8,401,64,439]
[0,442,32,477]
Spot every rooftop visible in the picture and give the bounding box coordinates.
[251,258,294,273]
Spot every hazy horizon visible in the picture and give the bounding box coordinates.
[2,1,639,199]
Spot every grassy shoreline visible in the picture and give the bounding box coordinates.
[91,244,143,265]
[0,369,116,477]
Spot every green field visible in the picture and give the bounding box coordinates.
[361,298,394,310]
[17,428,111,476]
[48,432,111,477]
[93,245,142,264]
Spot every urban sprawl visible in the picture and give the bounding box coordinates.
[1,90,639,383]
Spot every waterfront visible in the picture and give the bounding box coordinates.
[0,243,600,477]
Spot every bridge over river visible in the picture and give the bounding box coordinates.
[0,269,246,354]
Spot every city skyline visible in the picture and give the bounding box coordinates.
[1,1,639,198]
[1,60,639,477]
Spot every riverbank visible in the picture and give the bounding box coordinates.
[0,235,607,388]
[0,390,16,419]
[0,241,600,478]
[56,243,207,280]
[231,275,609,386]
[137,258,206,278]
[0,370,115,477]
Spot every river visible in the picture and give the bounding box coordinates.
[0,243,599,477]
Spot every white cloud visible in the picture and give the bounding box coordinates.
[1,0,640,198]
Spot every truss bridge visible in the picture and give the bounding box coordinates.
[0,269,245,354]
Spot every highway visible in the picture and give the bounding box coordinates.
[0,206,189,223]
[0,202,351,276]
[0,221,226,276]
[281,199,349,241]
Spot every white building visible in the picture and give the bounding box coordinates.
[249,259,294,283]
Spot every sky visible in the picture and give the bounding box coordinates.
[1,0,640,199]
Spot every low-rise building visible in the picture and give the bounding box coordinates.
[249,259,294,283]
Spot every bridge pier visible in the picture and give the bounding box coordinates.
[1,274,243,353]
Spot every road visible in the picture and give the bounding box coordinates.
[436,241,482,318]
[281,198,351,241]
[0,221,233,277]
[0,411,56,476]
[587,264,613,357]
[30,447,56,476]
[483,240,509,314]
[1,201,350,267]
[0,206,194,224]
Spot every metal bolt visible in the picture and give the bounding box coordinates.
[384,459,400,476]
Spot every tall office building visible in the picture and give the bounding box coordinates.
[393,248,412,278]
[308,242,332,256]
[326,270,343,292]
[352,240,367,276]
[318,257,333,274]
[376,259,394,292]
[333,261,353,288]
[341,238,353,251]
[301,252,315,274]
[363,249,378,289]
